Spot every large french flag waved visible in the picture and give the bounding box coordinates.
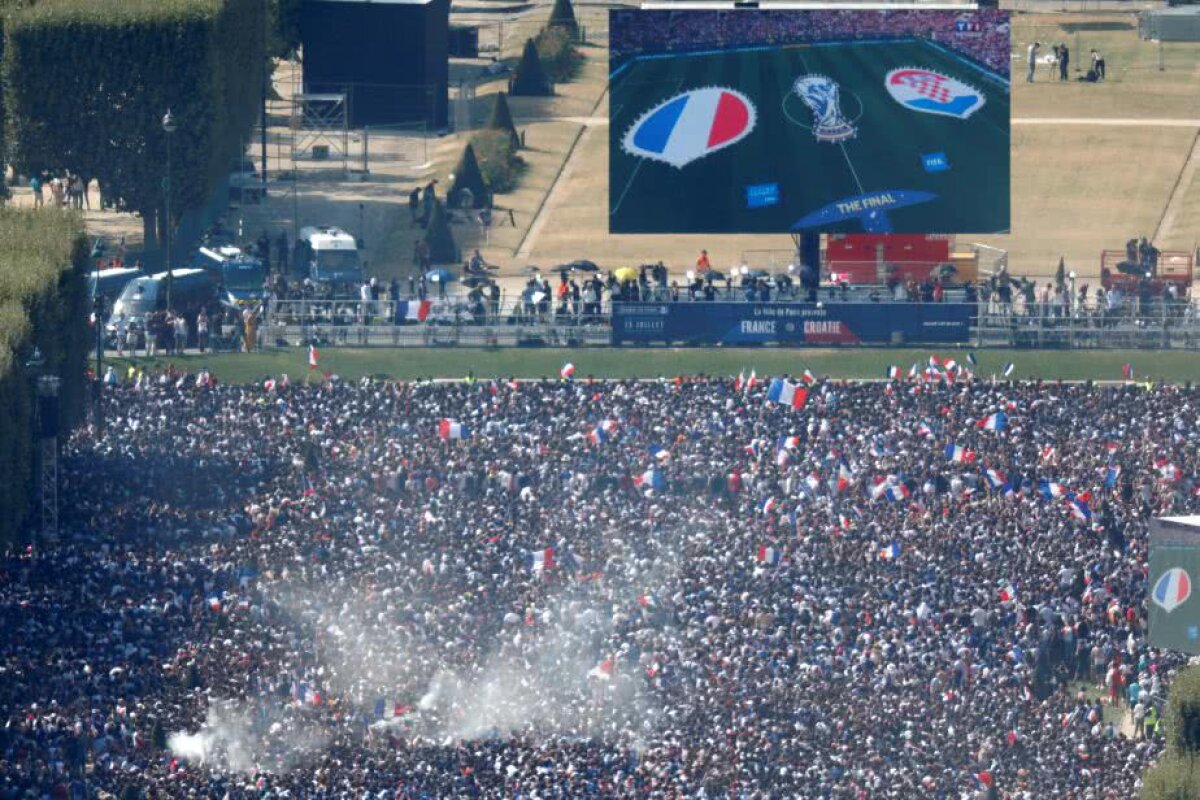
[634,467,666,492]
[527,547,555,575]
[766,379,809,409]
[756,545,782,566]
[945,443,974,463]
[396,299,432,322]
[1039,479,1068,500]
[978,412,1008,431]
[622,87,757,169]
[438,418,470,440]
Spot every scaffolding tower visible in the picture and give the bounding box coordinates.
[291,92,350,177]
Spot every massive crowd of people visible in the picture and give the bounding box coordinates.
[2,373,1197,798]
[612,10,1011,76]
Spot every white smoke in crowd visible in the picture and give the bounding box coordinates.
[167,699,329,775]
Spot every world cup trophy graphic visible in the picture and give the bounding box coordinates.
[793,75,856,143]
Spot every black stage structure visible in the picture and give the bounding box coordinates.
[300,0,450,129]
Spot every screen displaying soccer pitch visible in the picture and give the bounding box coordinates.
[1149,516,1200,656]
[608,9,1012,235]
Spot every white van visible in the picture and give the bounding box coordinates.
[295,226,363,287]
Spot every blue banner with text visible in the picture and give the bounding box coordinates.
[611,302,975,345]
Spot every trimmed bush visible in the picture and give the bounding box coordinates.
[469,130,522,195]
[2,0,266,249]
[0,207,88,545]
[449,143,487,209]
[547,0,578,38]
[422,201,458,265]
[486,91,519,148]
[510,38,552,97]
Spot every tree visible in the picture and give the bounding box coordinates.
[534,25,581,83]
[547,0,578,38]
[422,201,459,265]
[486,92,519,148]
[449,143,488,210]
[510,38,552,97]
[470,130,522,194]
[2,0,265,258]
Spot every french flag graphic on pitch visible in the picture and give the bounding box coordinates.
[623,87,757,168]
[1153,567,1191,613]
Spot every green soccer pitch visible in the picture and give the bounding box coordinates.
[609,39,1011,235]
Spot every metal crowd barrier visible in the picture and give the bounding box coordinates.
[263,298,612,349]
[261,292,1200,350]
[973,296,1200,349]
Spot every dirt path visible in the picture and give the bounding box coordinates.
[1013,117,1200,127]
[514,88,610,260]
[1153,128,1200,244]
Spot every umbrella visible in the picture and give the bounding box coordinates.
[520,265,541,276]
[613,267,638,283]
[461,275,494,288]
[706,270,727,281]
[566,259,600,272]
[426,269,456,284]
[747,269,770,279]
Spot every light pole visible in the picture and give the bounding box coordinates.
[162,109,177,312]
[90,237,105,434]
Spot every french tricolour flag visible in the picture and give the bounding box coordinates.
[1065,493,1092,521]
[801,369,816,386]
[1039,480,1068,500]
[879,541,901,560]
[560,362,576,380]
[634,467,665,492]
[978,412,1008,432]
[760,496,778,514]
[766,378,809,409]
[945,443,975,463]
[836,464,855,493]
[438,419,470,440]
[985,467,1007,489]
[756,545,781,565]
[648,444,671,462]
[527,547,555,575]
[396,299,432,322]
[778,435,800,451]
[886,484,910,502]
[308,345,319,370]
[1104,463,1121,489]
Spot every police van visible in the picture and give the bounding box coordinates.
[191,245,267,304]
[294,226,364,291]
[109,269,219,328]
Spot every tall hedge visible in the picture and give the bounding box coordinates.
[0,207,88,545]
[1141,666,1200,799]
[1,0,265,251]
